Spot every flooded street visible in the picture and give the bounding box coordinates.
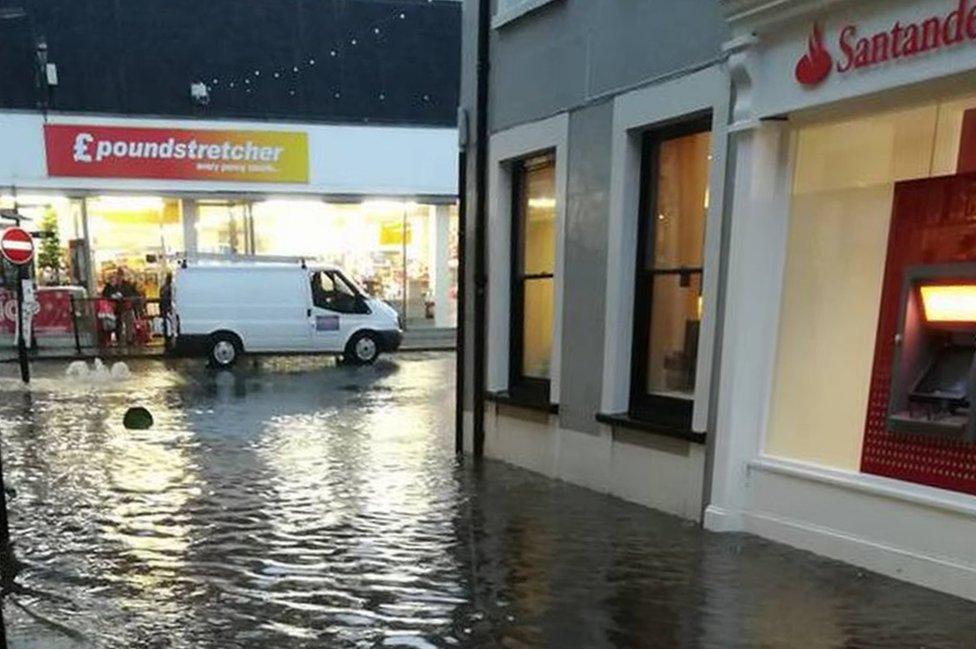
[0,353,974,648]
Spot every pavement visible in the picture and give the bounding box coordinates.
[0,353,973,648]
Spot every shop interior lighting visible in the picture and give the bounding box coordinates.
[91,196,165,212]
[920,284,976,322]
[257,199,327,215]
[361,200,418,213]
[0,193,68,207]
[527,198,556,210]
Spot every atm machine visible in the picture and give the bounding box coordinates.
[888,264,976,442]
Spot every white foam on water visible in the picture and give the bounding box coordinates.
[110,362,131,379]
[382,636,438,649]
[61,358,131,384]
[65,360,89,378]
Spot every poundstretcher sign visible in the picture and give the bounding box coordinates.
[44,124,309,183]
[796,0,976,87]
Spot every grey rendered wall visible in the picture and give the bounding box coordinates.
[488,0,728,133]
[558,101,613,433]
[459,0,729,437]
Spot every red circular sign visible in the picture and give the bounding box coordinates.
[1,227,34,265]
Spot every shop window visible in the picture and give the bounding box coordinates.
[196,201,252,255]
[767,93,976,486]
[509,153,556,403]
[630,120,711,428]
[310,270,366,314]
[87,196,183,299]
[2,195,85,288]
[252,200,458,329]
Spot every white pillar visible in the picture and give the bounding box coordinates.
[79,198,97,293]
[181,199,198,261]
[431,204,454,328]
[704,120,793,532]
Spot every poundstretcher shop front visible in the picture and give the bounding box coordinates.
[0,113,460,342]
[711,0,976,600]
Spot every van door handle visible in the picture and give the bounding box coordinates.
[307,308,312,317]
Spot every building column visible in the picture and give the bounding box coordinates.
[79,198,97,293]
[704,119,792,532]
[181,199,198,261]
[430,204,454,328]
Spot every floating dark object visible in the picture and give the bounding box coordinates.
[123,407,154,430]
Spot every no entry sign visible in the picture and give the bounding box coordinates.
[1,227,34,265]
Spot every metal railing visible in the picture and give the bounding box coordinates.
[1,295,168,357]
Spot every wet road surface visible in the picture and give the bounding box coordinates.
[0,353,974,648]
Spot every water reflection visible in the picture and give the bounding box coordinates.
[0,354,974,648]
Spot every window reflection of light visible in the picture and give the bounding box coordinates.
[255,361,461,627]
[103,421,197,585]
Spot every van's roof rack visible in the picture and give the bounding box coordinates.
[176,255,339,271]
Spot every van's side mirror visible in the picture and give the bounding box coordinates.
[356,295,370,314]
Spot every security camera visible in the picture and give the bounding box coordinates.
[190,82,210,106]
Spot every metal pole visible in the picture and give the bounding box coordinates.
[472,0,491,458]
[0,438,12,649]
[70,294,82,355]
[15,264,29,384]
[455,150,467,456]
[0,431,11,569]
[401,206,408,331]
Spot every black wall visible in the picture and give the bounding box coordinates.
[0,0,460,126]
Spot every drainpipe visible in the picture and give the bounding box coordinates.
[472,0,491,458]
[455,141,467,455]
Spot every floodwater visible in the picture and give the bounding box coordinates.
[0,353,974,648]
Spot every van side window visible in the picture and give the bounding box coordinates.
[310,271,363,314]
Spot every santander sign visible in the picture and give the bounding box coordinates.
[796,0,976,86]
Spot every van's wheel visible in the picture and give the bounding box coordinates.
[209,333,242,368]
[344,331,380,365]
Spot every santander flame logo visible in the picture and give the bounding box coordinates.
[795,24,833,86]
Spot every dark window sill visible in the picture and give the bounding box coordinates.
[486,391,559,414]
[596,412,706,445]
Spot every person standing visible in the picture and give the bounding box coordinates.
[103,269,137,346]
[101,271,125,346]
[119,270,139,346]
[159,271,173,349]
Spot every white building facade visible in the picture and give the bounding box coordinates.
[708,0,976,602]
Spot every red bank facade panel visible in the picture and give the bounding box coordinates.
[861,172,976,495]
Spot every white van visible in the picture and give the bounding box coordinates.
[172,262,402,367]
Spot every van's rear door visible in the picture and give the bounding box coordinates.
[179,268,312,352]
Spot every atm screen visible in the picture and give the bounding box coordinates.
[920,285,976,323]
